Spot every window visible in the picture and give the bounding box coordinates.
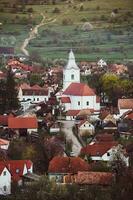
[3,171,6,176]
[78,101,80,106]
[107,152,110,156]
[34,98,35,101]
[84,124,86,127]
[71,74,74,80]
[3,186,7,191]
[37,98,39,101]
[86,101,89,106]
[16,169,20,174]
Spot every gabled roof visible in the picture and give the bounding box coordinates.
[20,83,31,90]
[96,134,114,142]
[0,138,9,146]
[0,115,8,126]
[118,99,133,109]
[66,110,80,116]
[75,171,114,185]
[81,142,118,156]
[0,160,32,181]
[8,116,38,129]
[63,83,95,96]
[48,156,90,173]
[0,164,7,175]
[31,84,42,90]
[61,97,71,103]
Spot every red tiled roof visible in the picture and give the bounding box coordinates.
[96,134,114,142]
[8,116,38,129]
[63,83,95,96]
[75,171,114,185]
[0,160,32,182]
[31,84,42,90]
[66,110,80,116]
[61,97,71,103]
[0,138,9,146]
[118,99,133,109]
[81,142,118,156]
[20,83,31,90]
[125,111,133,120]
[0,115,8,126]
[0,163,6,175]
[48,156,90,173]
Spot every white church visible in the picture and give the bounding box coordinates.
[60,50,100,119]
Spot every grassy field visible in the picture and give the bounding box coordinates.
[0,0,133,62]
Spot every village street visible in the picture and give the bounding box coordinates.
[59,120,82,156]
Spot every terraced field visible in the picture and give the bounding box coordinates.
[0,0,133,62]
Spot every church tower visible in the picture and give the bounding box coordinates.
[63,50,80,90]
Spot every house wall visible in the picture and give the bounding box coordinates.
[64,95,100,111]
[0,168,11,195]
[22,95,49,103]
[119,108,132,116]
[28,128,38,134]
[79,122,95,136]
[0,144,9,150]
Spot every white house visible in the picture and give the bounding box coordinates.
[0,138,10,150]
[97,59,107,68]
[18,83,50,111]
[0,164,11,195]
[118,98,133,116]
[78,120,95,136]
[81,143,129,166]
[63,50,80,90]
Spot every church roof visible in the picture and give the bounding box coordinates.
[63,83,95,96]
[65,50,79,70]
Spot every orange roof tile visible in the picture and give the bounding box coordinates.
[0,138,9,146]
[66,110,80,116]
[75,171,114,185]
[8,116,38,129]
[61,97,71,103]
[63,83,95,96]
[118,99,133,109]
[81,142,118,156]
[48,156,90,173]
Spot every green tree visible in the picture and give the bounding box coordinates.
[5,68,20,112]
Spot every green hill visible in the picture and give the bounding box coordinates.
[0,0,133,62]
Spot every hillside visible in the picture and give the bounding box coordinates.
[0,0,133,62]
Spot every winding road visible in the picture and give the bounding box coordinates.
[20,13,56,56]
[60,120,82,156]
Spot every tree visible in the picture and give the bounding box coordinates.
[5,67,20,112]
[0,79,6,114]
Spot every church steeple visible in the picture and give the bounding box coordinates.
[63,50,80,90]
[65,49,79,70]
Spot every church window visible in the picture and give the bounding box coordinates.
[78,101,80,106]
[86,101,89,106]
[71,74,74,80]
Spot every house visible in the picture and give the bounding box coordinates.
[48,156,90,183]
[0,115,8,127]
[78,120,95,136]
[0,163,11,195]
[118,99,133,116]
[64,171,114,186]
[8,116,38,135]
[97,59,107,68]
[81,142,129,166]
[0,138,10,150]
[4,160,33,185]
[18,83,50,111]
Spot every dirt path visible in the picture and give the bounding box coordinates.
[20,13,56,56]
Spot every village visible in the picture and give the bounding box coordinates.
[0,48,132,199]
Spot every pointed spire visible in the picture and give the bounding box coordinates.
[65,49,79,70]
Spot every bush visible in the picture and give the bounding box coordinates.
[62,18,73,25]
[53,7,60,13]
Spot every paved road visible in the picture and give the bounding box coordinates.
[59,120,82,156]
